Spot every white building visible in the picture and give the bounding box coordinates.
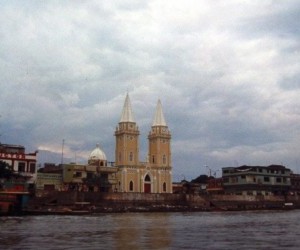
[0,143,38,184]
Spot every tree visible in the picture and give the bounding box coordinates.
[0,160,14,179]
[191,174,214,184]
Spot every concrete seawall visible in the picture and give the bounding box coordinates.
[24,191,300,214]
[29,191,211,212]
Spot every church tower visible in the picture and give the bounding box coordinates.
[115,93,140,167]
[148,100,172,168]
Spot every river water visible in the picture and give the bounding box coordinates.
[0,210,299,250]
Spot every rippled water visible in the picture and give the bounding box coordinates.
[1,210,300,249]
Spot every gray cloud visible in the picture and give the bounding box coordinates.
[1,1,300,181]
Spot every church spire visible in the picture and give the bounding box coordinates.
[120,93,135,123]
[152,99,167,126]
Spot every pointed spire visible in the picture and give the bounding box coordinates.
[152,99,167,126]
[120,93,135,122]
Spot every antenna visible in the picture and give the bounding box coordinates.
[61,139,65,165]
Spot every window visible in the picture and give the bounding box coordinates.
[119,152,122,162]
[163,182,166,192]
[230,177,238,183]
[29,163,36,173]
[241,175,246,179]
[87,172,93,179]
[129,152,133,162]
[18,162,26,172]
[129,181,133,191]
[145,175,151,182]
[163,155,166,164]
[74,172,82,178]
[264,177,270,182]
[276,177,282,183]
[152,155,155,164]
[223,178,229,183]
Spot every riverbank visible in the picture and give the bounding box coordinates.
[15,190,300,215]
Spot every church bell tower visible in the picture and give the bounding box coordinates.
[114,94,140,167]
[148,100,172,168]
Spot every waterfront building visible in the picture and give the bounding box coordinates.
[36,172,63,191]
[206,177,224,193]
[0,143,37,184]
[290,174,300,195]
[222,165,291,195]
[36,163,63,191]
[115,94,172,193]
[61,144,118,192]
[0,144,36,214]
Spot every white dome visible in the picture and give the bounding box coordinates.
[89,144,107,161]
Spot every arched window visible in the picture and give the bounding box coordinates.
[129,181,134,191]
[163,155,166,164]
[129,152,133,162]
[145,175,151,182]
[152,155,155,164]
[163,182,167,192]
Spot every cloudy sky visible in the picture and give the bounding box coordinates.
[1,1,300,180]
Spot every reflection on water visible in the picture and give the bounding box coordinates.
[113,213,171,250]
[1,211,300,249]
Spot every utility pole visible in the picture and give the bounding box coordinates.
[205,165,211,177]
[0,115,2,144]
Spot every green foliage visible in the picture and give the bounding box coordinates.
[0,160,14,179]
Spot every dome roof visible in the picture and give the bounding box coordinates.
[89,144,107,161]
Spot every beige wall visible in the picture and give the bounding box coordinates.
[116,165,172,193]
[36,173,63,190]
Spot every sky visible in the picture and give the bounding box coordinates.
[1,0,300,181]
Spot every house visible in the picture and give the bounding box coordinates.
[222,165,291,195]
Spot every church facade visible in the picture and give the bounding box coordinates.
[114,94,173,193]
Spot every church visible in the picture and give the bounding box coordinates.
[114,93,173,193]
[60,93,173,194]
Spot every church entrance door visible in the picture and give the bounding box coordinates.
[144,183,151,193]
[144,174,151,193]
